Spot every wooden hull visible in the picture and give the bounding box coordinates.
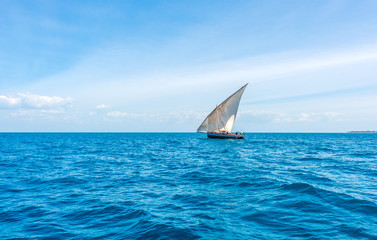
[207,132,244,139]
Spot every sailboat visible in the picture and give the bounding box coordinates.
[197,83,248,139]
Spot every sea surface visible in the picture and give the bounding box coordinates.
[1,133,377,239]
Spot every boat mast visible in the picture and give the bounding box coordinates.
[216,105,219,131]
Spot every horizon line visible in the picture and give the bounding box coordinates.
[0,131,372,134]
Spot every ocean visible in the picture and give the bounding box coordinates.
[1,133,376,239]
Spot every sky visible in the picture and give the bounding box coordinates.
[1,0,377,132]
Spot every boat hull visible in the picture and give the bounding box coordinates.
[207,132,244,139]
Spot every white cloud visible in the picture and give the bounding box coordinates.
[9,109,66,121]
[106,111,128,117]
[0,92,73,109]
[96,104,110,109]
[11,109,65,116]
[295,112,347,123]
[297,113,315,122]
[0,95,21,107]
[239,110,290,123]
[239,110,346,123]
[105,110,207,122]
[323,112,349,122]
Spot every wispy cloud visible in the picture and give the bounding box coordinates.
[96,104,110,109]
[106,110,207,122]
[0,92,73,109]
[247,85,377,105]
[182,45,377,87]
[32,43,377,107]
[11,109,65,117]
[239,110,347,123]
[106,111,128,117]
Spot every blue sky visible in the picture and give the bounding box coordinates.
[1,0,377,132]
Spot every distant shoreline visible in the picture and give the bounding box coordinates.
[347,131,377,133]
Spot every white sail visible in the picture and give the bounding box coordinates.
[197,83,248,133]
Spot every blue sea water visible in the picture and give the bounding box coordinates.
[1,133,377,240]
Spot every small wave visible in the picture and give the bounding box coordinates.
[102,209,149,226]
[280,182,322,198]
[63,205,126,223]
[280,200,327,213]
[297,157,323,161]
[131,221,200,240]
[281,182,316,192]
[0,210,19,223]
[172,194,211,205]
[193,213,216,220]
[282,182,377,217]
[180,171,216,183]
[22,222,75,238]
[221,149,230,153]
[237,182,254,187]
[293,172,333,183]
[349,152,376,158]
[142,192,163,198]
[22,205,52,218]
[335,196,377,217]
[337,223,376,239]
[49,176,87,185]
[314,147,333,151]
[241,212,289,228]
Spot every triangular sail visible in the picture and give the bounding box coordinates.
[197,83,248,133]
